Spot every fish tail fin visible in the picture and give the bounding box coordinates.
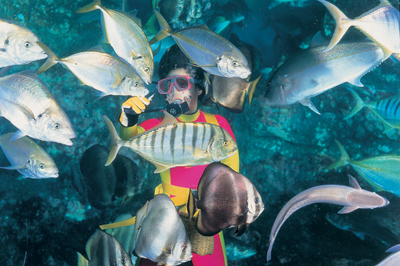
[317,0,353,52]
[247,74,262,105]
[102,115,123,166]
[149,10,173,45]
[344,88,366,119]
[76,0,102,13]
[325,139,350,170]
[187,189,197,221]
[77,252,89,266]
[36,42,59,74]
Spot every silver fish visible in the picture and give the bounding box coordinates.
[0,19,47,68]
[264,42,385,114]
[266,175,389,261]
[317,0,400,59]
[134,194,192,266]
[345,88,400,133]
[326,140,400,196]
[0,70,76,145]
[103,112,237,173]
[376,245,400,266]
[37,42,149,98]
[150,10,251,79]
[77,0,154,84]
[77,230,134,266]
[0,133,58,179]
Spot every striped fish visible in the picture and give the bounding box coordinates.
[345,88,400,133]
[317,0,400,59]
[77,230,134,266]
[326,140,400,196]
[103,112,237,173]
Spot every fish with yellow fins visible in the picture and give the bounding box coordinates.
[77,0,154,84]
[326,140,400,196]
[188,162,264,237]
[345,88,400,133]
[102,112,237,173]
[267,175,389,261]
[317,0,400,59]
[36,42,149,98]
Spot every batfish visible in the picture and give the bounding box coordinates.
[103,112,237,173]
[77,230,134,266]
[266,175,389,261]
[134,194,192,266]
[188,162,264,236]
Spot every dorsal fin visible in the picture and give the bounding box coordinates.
[348,174,361,190]
[132,111,178,139]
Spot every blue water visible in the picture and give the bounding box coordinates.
[0,0,399,265]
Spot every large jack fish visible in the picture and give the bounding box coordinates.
[103,111,237,173]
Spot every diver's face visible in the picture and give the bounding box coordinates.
[164,69,202,114]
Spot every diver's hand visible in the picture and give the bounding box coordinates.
[119,96,150,127]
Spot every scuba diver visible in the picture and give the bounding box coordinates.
[119,44,239,266]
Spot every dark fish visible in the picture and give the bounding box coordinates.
[325,212,398,248]
[80,144,117,209]
[188,162,264,236]
[77,230,134,266]
[78,144,141,208]
[225,236,257,261]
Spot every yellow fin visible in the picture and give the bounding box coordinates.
[247,74,262,105]
[99,216,136,230]
[153,162,171,173]
[76,0,102,13]
[112,68,122,88]
[77,252,89,266]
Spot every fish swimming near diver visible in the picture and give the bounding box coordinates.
[376,244,400,266]
[150,10,251,79]
[188,162,264,237]
[266,175,389,261]
[0,70,76,145]
[134,194,192,266]
[77,0,154,84]
[103,112,237,173]
[0,19,47,68]
[77,230,134,266]
[77,144,141,208]
[317,0,400,59]
[264,41,385,114]
[326,140,400,196]
[36,42,149,98]
[345,88,400,133]
[325,212,398,248]
[0,133,58,179]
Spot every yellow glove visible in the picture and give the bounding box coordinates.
[119,96,151,127]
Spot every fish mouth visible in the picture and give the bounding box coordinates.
[50,172,59,178]
[59,138,74,146]
[239,70,251,79]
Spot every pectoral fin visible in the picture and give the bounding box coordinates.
[153,162,171,173]
[299,98,321,115]
[10,131,26,142]
[347,76,364,87]
[0,165,27,170]
[338,206,358,214]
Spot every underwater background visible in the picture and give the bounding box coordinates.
[0,0,400,265]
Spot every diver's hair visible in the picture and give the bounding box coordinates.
[158,44,205,87]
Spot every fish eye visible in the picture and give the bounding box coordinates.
[181,244,187,252]
[144,67,149,72]
[54,123,60,129]
[254,197,260,204]
[24,41,31,48]
[223,141,228,145]
[134,82,138,87]
[39,163,45,169]
[232,61,238,67]
[27,159,31,164]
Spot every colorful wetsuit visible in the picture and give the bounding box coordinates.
[119,109,239,266]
